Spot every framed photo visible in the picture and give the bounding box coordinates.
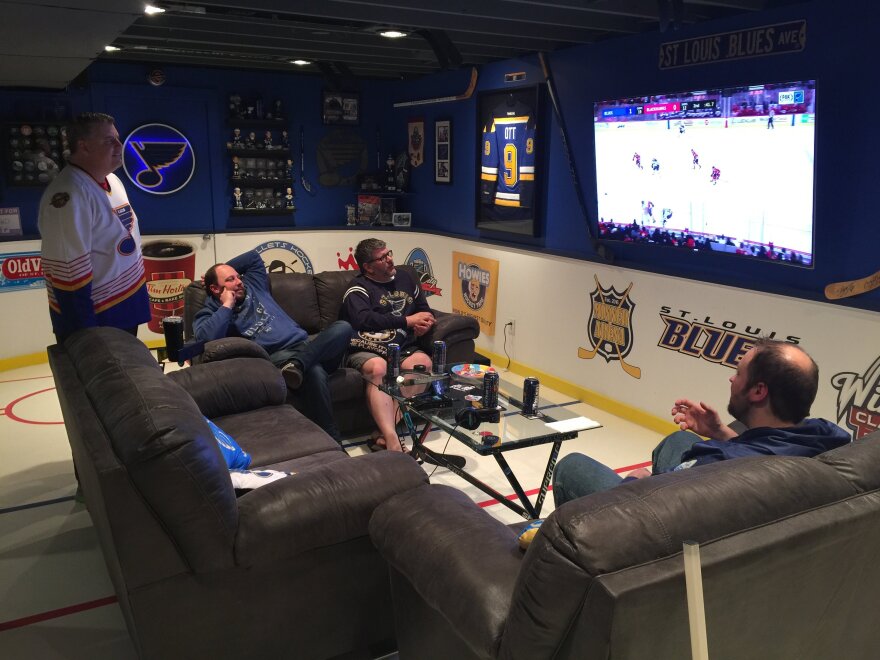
[476,85,542,237]
[322,91,360,126]
[434,119,452,184]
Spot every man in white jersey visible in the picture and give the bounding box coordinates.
[38,112,150,343]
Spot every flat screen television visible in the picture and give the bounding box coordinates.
[593,79,816,267]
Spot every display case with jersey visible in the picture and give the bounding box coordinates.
[476,86,542,237]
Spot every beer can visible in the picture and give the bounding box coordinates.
[386,343,401,380]
[522,377,540,416]
[431,340,447,375]
[482,371,499,409]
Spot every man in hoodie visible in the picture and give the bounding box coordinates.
[553,339,850,506]
[194,250,351,443]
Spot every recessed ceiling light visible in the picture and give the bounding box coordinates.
[104,45,121,52]
[379,29,407,39]
[144,4,165,14]
[290,59,311,66]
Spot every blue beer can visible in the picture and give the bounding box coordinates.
[522,377,540,416]
[482,371,499,409]
[386,343,401,380]
[431,340,447,375]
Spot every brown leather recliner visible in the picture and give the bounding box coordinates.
[370,432,880,659]
[49,327,428,659]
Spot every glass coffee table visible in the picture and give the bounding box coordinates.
[379,368,601,520]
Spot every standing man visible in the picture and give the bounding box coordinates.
[342,238,434,453]
[552,339,850,507]
[194,250,351,443]
[38,112,150,343]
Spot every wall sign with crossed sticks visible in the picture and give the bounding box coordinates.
[578,275,642,379]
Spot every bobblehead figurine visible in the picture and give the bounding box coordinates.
[233,187,243,208]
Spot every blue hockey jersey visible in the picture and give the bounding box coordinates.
[481,113,535,208]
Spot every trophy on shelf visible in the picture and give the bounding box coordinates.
[273,100,284,120]
[233,187,243,208]
[243,189,255,209]
[385,154,397,191]
[229,93,243,118]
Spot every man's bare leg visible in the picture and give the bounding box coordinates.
[361,356,404,452]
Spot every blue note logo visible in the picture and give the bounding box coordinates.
[123,123,195,195]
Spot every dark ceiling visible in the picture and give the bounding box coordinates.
[3,0,803,89]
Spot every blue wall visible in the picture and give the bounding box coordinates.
[1,0,877,312]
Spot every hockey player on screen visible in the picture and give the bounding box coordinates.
[651,157,659,174]
[691,148,701,169]
[633,152,642,169]
[711,166,721,185]
[767,108,775,129]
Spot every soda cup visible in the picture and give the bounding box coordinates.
[386,343,401,381]
[431,340,447,375]
[522,377,540,416]
[162,315,184,363]
[482,371,499,409]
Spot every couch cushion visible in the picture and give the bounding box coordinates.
[269,271,322,333]
[815,432,880,492]
[314,270,358,330]
[65,327,239,571]
[213,405,341,466]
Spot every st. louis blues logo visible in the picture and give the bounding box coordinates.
[122,123,195,195]
[405,247,442,297]
[578,275,641,379]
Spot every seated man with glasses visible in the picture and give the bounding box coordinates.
[342,238,435,453]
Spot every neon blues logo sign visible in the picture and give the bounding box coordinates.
[122,123,195,195]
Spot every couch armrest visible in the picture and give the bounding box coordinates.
[369,484,522,658]
[235,451,428,566]
[421,310,480,348]
[198,337,271,363]
[167,357,286,418]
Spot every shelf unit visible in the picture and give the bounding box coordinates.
[226,117,295,217]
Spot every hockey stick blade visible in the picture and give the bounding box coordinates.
[299,126,315,196]
[393,67,477,108]
[824,269,880,300]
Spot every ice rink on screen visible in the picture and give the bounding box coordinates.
[596,116,815,254]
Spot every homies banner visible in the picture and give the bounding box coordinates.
[451,252,499,336]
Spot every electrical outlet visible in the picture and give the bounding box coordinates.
[505,319,516,336]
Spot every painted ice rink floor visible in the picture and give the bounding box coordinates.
[0,359,660,658]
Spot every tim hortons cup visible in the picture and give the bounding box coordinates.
[142,240,196,334]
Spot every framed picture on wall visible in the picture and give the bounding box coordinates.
[476,85,542,237]
[434,119,452,184]
[322,91,360,125]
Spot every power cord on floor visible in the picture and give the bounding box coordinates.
[503,321,513,369]
[427,425,457,478]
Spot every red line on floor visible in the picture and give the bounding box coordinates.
[475,460,653,509]
[0,595,118,631]
[3,387,63,425]
[0,375,53,384]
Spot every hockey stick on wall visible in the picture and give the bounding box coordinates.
[392,67,477,108]
[539,52,611,262]
[299,125,315,196]
[824,269,880,300]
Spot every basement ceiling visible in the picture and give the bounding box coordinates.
[3,0,804,89]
